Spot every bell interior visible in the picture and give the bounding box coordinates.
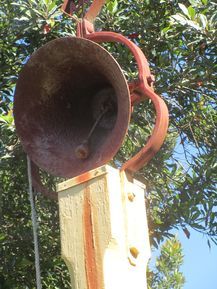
[14,37,130,177]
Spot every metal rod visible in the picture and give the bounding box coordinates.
[75,107,108,159]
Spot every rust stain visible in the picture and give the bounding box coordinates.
[83,185,103,289]
[76,172,92,186]
[74,168,102,187]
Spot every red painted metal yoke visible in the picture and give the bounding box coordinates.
[66,0,169,172]
[32,0,169,199]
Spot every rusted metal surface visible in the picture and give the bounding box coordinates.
[83,29,169,172]
[14,0,169,198]
[75,10,169,171]
[57,166,107,191]
[14,37,130,178]
[84,0,106,23]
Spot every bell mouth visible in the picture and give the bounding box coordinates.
[14,37,130,178]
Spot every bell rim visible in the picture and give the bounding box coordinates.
[14,36,131,177]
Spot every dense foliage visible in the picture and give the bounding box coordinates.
[148,237,185,289]
[0,0,216,287]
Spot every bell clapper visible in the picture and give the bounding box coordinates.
[75,88,118,160]
[75,105,109,160]
[74,141,90,160]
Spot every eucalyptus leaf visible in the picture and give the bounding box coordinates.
[199,13,208,29]
[178,3,190,18]
[188,6,196,20]
[171,14,187,25]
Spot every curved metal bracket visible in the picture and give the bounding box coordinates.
[84,0,106,23]
[84,31,169,171]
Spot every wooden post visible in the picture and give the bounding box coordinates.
[57,165,151,289]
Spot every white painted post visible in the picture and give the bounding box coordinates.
[57,165,151,289]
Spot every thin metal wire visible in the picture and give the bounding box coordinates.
[27,156,42,289]
[87,106,108,140]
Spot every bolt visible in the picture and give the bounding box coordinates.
[128,193,136,202]
[130,247,139,259]
[128,246,140,267]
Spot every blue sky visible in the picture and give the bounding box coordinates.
[148,135,217,288]
[167,135,217,288]
[150,228,217,289]
[177,228,217,289]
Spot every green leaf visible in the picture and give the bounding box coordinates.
[188,0,201,6]
[186,19,201,30]
[191,210,201,220]
[191,223,204,230]
[188,6,196,20]
[171,14,187,25]
[107,0,118,14]
[199,13,208,29]
[178,3,190,18]
[0,233,6,242]
[201,0,208,5]
[14,16,30,21]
